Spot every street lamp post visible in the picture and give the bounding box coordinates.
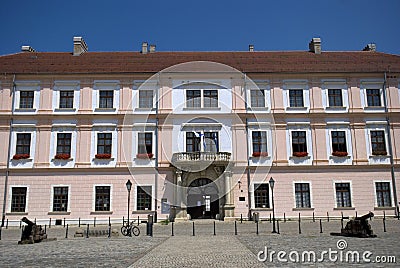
[126,180,132,231]
[269,177,277,233]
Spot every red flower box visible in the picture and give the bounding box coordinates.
[55,153,71,160]
[332,151,348,157]
[12,154,30,160]
[372,151,387,156]
[136,153,154,159]
[293,152,308,157]
[252,152,268,157]
[95,153,112,159]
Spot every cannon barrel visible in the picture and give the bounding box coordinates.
[356,212,374,221]
[21,217,35,226]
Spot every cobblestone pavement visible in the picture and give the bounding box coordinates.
[0,218,399,267]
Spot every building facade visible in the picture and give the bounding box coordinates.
[0,38,399,225]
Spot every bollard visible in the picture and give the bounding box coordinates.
[19,220,22,229]
[35,218,36,224]
[383,218,387,232]
[109,217,111,226]
[341,211,343,220]
[49,218,51,228]
[341,219,344,230]
[65,224,69,239]
[256,221,259,235]
[313,212,315,222]
[138,216,140,226]
[94,217,96,227]
[79,217,81,227]
[213,221,216,236]
[269,213,271,223]
[0,227,2,240]
[383,211,386,220]
[108,224,111,238]
[122,216,124,226]
[64,218,66,228]
[284,213,286,223]
[298,213,301,234]
[6,219,8,229]
[44,224,47,234]
[277,220,280,234]
[171,222,174,236]
[327,212,329,222]
[397,207,400,220]
[240,214,243,223]
[356,211,358,218]
[192,222,195,236]
[234,221,237,235]
[319,219,323,233]
[86,224,89,238]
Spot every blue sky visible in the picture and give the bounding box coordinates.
[1,0,399,55]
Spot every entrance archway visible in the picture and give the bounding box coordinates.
[187,178,219,219]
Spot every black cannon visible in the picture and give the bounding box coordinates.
[331,212,376,238]
[18,217,49,244]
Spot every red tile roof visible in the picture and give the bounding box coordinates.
[0,51,399,74]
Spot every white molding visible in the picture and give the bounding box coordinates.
[50,185,71,212]
[9,185,29,213]
[373,180,394,208]
[292,181,313,209]
[333,180,354,208]
[134,184,154,211]
[92,184,113,212]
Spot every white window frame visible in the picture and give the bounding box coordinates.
[286,123,313,164]
[134,184,154,211]
[321,80,348,112]
[325,123,353,165]
[360,80,385,111]
[50,185,71,213]
[10,124,36,168]
[53,81,80,113]
[14,81,40,113]
[92,184,113,212]
[373,180,394,208]
[184,88,220,109]
[283,80,310,112]
[91,123,118,167]
[292,181,313,209]
[9,185,29,213]
[333,180,354,208]
[49,123,77,168]
[247,122,273,161]
[92,81,120,113]
[246,80,271,111]
[364,122,390,164]
[250,182,272,210]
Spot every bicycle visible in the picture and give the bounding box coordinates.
[121,220,140,237]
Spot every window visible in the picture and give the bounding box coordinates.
[139,90,153,108]
[186,90,201,108]
[203,90,218,108]
[99,90,114,109]
[204,132,218,152]
[59,91,74,109]
[137,186,152,210]
[97,133,112,154]
[366,89,381,107]
[95,186,110,211]
[252,131,267,154]
[335,183,351,207]
[11,187,27,212]
[295,183,311,208]
[370,130,386,155]
[250,89,265,108]
[289,89,304,107]
[376,182,391,207]
[186,132,201,152]
[19,91,34,109]
[254,184,269,208]
[16,133,31,155]
[292,131,307,154]
[328,89,343,107]
[138,133,152,154]
[56,133,72,154]
[331,131,347,153]
[53,187,68,212]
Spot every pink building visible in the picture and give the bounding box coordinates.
[0,38,399,226]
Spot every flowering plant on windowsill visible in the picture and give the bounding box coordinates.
[54,153,71,160]
[136,153,154,159]
[12,154,30,160]
[252,152,268,157]
[332,151,348,157]
[293,152,308,157]
[372,151,387,156]
[95,153,112,159]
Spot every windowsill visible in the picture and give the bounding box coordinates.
[369,155,390,158]
[93,157,114,161]
[329,155,351,159]
[94,108,116,112]
[183,107,221,111]
[326,106,346,110]
[289,155,311,160]
[364,106,384,109]
[134,158,155,161]
[90,211,113,215]
[292,207,314,211]
[14,108,36,112]
[248,107,268,111]
[48,211,71,215]
[54,108,76,112]
[286,107,308,111]
[135,108,155,111]
[6,212,28,216]
[11,158,33,162]
[251,208,272,211]
[334,207,355,210]
[250,155,271,160]
[52,158,74,162]
[374,207,395,211]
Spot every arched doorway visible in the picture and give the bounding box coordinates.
[187,178,219,219]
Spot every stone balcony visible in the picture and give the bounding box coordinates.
[171,152,231,166]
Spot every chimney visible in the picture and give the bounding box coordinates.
[141,42,148,54]
[73,36,88,56]
[21,46,36,53]
[363,43,376,52]
[149,44,156,53]
[309,38,321,54]
[249,45,254,52]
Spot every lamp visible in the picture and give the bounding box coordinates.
[269,177,277,233]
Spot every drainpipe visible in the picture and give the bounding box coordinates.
[382,72,398,216]
[154,74,160,223]
[243,74,252,220]
[2,74,16,227]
